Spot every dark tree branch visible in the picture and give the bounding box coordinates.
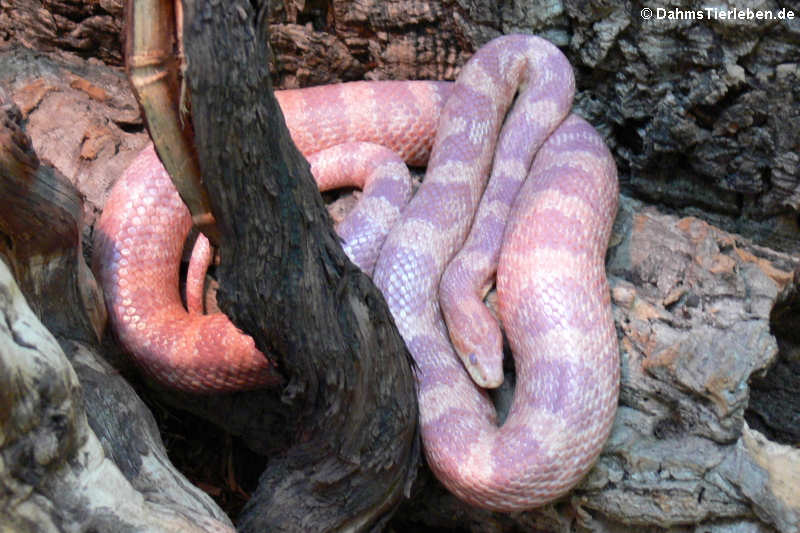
[181,0,419,530]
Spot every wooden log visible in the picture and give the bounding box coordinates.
[179,1,418,530]
[0,87,237,532]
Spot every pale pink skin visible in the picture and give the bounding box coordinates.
[94,81,451,393]
[372,35,619,510]
[186,141,415,308]
[93,145,284,392]
[94,35,619,511]
[186,232,212,314]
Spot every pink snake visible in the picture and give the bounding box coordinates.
[94,35,619,510]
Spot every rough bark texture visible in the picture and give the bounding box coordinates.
[0,90,236,532]
[1,0,799,532]
[0,45,146,236]
[180,1,419,531]
[0,0,124,65]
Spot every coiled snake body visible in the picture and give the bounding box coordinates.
[94,35,619,510]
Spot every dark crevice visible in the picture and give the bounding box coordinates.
[1,230,13,252]
[745,273,800,445]
[112,119,145,135]
[687,84,747,130]
[296,0,329,31]
[614,117,647,156]
[653,409,687,440]
[145,392,269,520]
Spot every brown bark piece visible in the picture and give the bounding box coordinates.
[0,0,124,65]
[69,75,110,102]
[0,47,149,235]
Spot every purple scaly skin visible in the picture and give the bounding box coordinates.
[438,43,575,388]
[187,140,415,297]
[372,35,619,510]
[96,34,619,509]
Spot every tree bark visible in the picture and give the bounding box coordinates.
[0,88,237,533]
[0,0,124,65]
[179,1,419,530]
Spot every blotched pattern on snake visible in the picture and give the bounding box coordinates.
[93,34,619,511]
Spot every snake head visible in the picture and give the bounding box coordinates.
[444,296,504,389]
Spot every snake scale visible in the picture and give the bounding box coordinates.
[93,34,619,510]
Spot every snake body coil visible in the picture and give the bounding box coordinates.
[94,35,619,510]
